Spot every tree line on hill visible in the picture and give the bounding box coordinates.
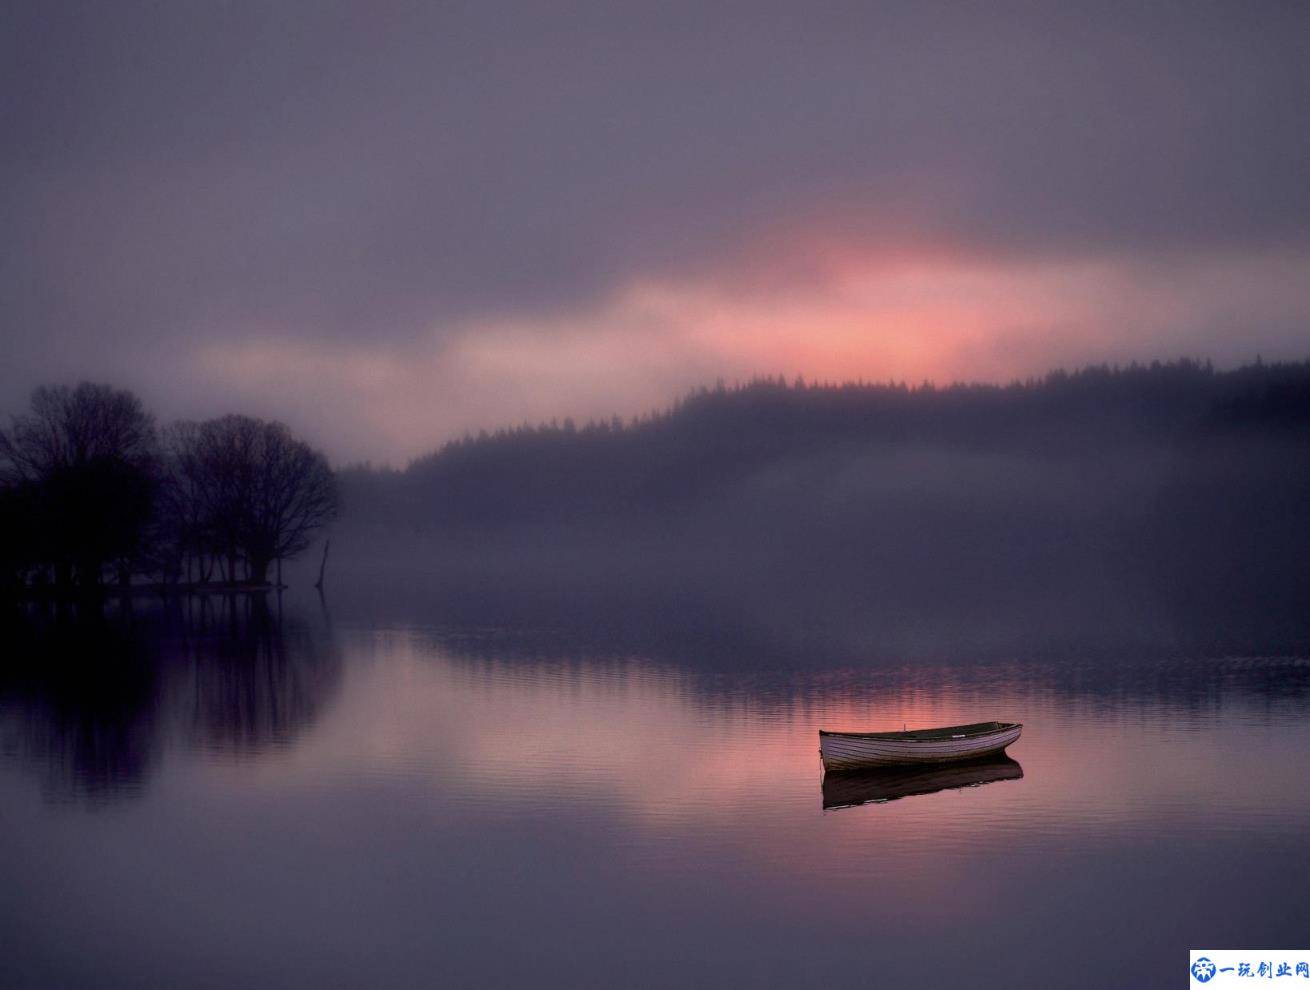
[340,358,1310,528]
[0,383,338,595]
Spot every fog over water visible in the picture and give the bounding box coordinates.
[331,366,1310,663]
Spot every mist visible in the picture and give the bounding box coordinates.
[320,360,1310,663]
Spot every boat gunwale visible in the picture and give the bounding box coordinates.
[818,721,1021,742]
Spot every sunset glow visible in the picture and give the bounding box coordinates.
[194,245,1310,462]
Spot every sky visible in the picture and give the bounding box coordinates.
[3,0,1309,464]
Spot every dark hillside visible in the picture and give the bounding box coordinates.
[341,359,1310,529]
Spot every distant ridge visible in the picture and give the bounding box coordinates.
[341,358,1310,527]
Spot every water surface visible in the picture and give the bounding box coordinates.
[2,597,1308,988]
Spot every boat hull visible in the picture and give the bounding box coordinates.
[819,722,1022,771]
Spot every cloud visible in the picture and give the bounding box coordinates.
[192,243,1310,463]
[3,1,1309,457]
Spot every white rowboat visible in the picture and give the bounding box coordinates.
[819,721,1022,771]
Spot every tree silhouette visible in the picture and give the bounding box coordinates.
[0,383,157,482]
[169,415,338,585]
[0,383,159,589]
[0,389,338,594]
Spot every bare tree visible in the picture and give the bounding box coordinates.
[170,416,337,585]
[0,383,157,482]
[156,421,217,584]
[0,383,159,587]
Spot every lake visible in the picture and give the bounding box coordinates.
[3,593,1309,988]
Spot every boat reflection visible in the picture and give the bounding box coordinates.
[821,755,1024,810]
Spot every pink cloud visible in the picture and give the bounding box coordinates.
[191,243,1310,464]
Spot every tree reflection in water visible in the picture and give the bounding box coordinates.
[0,594,341,804]
[173,594,342,757]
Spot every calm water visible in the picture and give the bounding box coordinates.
[3,596,1310,988]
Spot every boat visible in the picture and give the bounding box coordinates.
[819,720,1022,771]
[822,755,1023,810]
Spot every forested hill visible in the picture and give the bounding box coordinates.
[341,359,1310,528]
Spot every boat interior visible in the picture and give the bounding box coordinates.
[819,721,1019,740]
